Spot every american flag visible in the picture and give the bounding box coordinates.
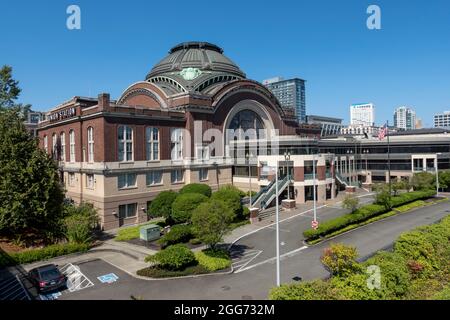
[378,124,388,140]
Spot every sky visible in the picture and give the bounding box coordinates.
[1,0,450,127]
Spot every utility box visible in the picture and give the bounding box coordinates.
[139,224,161,242]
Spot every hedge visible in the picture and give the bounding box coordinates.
[0,243,90,267]
[145,244,197,270]
[179,183,212,197]
[158,224,193,248]
[303,190,436,241]
[136,264,209,278]
[195,249,231,271]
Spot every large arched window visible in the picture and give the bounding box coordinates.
[43,135,48,153]
[118,126,133,162]
[52,133,58,160]
[69,130,75,162]
[87,127,94,163]
[228,109,265,139]
[60,132,66,162]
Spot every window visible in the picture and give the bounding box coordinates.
[199,168,208,181]
[118,126,133,162]
[86,174,95,189]
[68,173,76,186]
[87,127,94,163]
[43,135,48,153]
[69,130,75,162]
[146,127,159,161]
[118,173,137,189]
[146,170,163,186]
[52,133,57,159]
[171,169,184,184]
[171,128,183,160]
[196,144,209,160]
[119,203,137,219]
[60,132,65,162]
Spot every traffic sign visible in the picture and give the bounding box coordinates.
[312,220,319,230]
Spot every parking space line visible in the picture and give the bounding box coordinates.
[231,250,263,272]
[61,263,94,293]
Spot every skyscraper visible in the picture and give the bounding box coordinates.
[263,77,306,122]
[350,103,375,126]
[394,106,416,130]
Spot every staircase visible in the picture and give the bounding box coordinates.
[250,179,276,208]
[335,171,361,188]
[251,175,291,210]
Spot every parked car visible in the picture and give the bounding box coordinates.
[28,264,67,293]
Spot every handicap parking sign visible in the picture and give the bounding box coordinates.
[39,291,62,300]
[97,273,119,284]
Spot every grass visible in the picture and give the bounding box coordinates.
[114,218,164,241]
[305,197,443,245]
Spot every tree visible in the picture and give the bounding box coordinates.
[0,66,21,109]
[191,200,234,249]
[0,108,65,242]
[171,193,208,224]
[211,185,242,218]
[179,183,212,197]
[438,170,450,191]
[320,243,361,277]
[148,191,177,220]
[411,172,435,191]
[375,184,392,210]
[64,202,99,244]
[342,194,359,213]
[391,181,405,196]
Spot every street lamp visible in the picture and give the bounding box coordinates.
[363,149,369,175]
[284,150,291,200]
[347,150,353,184]
[246,152,253,207]
[436,153,442,197]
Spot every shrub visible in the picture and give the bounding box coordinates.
[342,194,359,213]
[136,264,208,278]
[0,243,90,267]
[191,200,234,249]
[195,249,231,271]
[148,191,178,220]
[145,244,197,270]
[158,224,193,248]
[411,172,435,191]
[171,193,208,224]
[320,243,361,277]
[329,273,382,300]
[433,285,450,300]
[64,202,99,244]
[269,280,335,300]
[179,183,212,197]
[189,238,202,245]
[211,185,242,218]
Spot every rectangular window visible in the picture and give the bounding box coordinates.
[87,127,94,163]
[52,133,57,160]
[60,133,65,162]
[118,203,137,219]
[118,126,133,162]
[199,168,208,181]
[86,174,95,189]
[171,128,183,160]
[171,169,184,184]
[118,173,137,189]
[146,127,159,161]
[44,136,48,153]
[146,170,163,186]
[69,130,75,162]
[68,173,75,186]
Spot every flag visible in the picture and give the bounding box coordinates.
[378,123,388,140]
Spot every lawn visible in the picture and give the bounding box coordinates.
[114,218,164,241]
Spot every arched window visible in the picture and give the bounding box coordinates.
[228,109,265,139]
[69,130,75,162]
[118,126,133,162]
[43,135,48,153]
[146,127,159,161]
[52,133,57,160]
[60,132,66,162]
[87,127,94,163]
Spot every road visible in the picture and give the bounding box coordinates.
[54,197,449,300]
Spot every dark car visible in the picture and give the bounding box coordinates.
[28,264,67,293]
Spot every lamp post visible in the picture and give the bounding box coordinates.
[246,152,253,207]
[312,153,317,224]
[436,153,442,197]
[363,149,369,179]
[284,150,291,200]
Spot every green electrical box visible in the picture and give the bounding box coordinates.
[139,224,161,242]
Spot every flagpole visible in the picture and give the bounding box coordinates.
[275,160,280,287]
[387,120,391,196]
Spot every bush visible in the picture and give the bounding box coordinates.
[64,202,99,244]
[411,172,435,191]
[269,280,335,300]
[329,273,382,300]
[303,190,436,241]
[148,191,178,219]
[195,249,231,271]
[0,243,90,267]
[342,194,359,213]
[179,183,212,197]
[158,224,193,248]
[191,200,234,249]
[171,193,208,224]
[320,243,361,277]
[136,264,209,278]
[211,185,242,218]
[145,244,197,270]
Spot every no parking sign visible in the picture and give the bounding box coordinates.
[312,220,319,230]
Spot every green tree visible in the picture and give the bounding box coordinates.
[375,184,392,210]
[191,200,234,249]
[179,183,212,197]
[320,243,361,277]
[171,193,208,224]
[0,66,21,109]
[148,191,177,220]
[64,202,99,244]
[411,172,435,191]
[342,194,359,213]
[438,170,450,191]
[211,185,242,218]
[0,108,65,242]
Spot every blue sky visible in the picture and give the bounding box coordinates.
[1,0,449,126]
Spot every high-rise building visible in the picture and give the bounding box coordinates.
[306,115,343,136]
[350,103,375,126]
[263,77,306,122]
[394,106,416,130]
[434,111,450,128]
